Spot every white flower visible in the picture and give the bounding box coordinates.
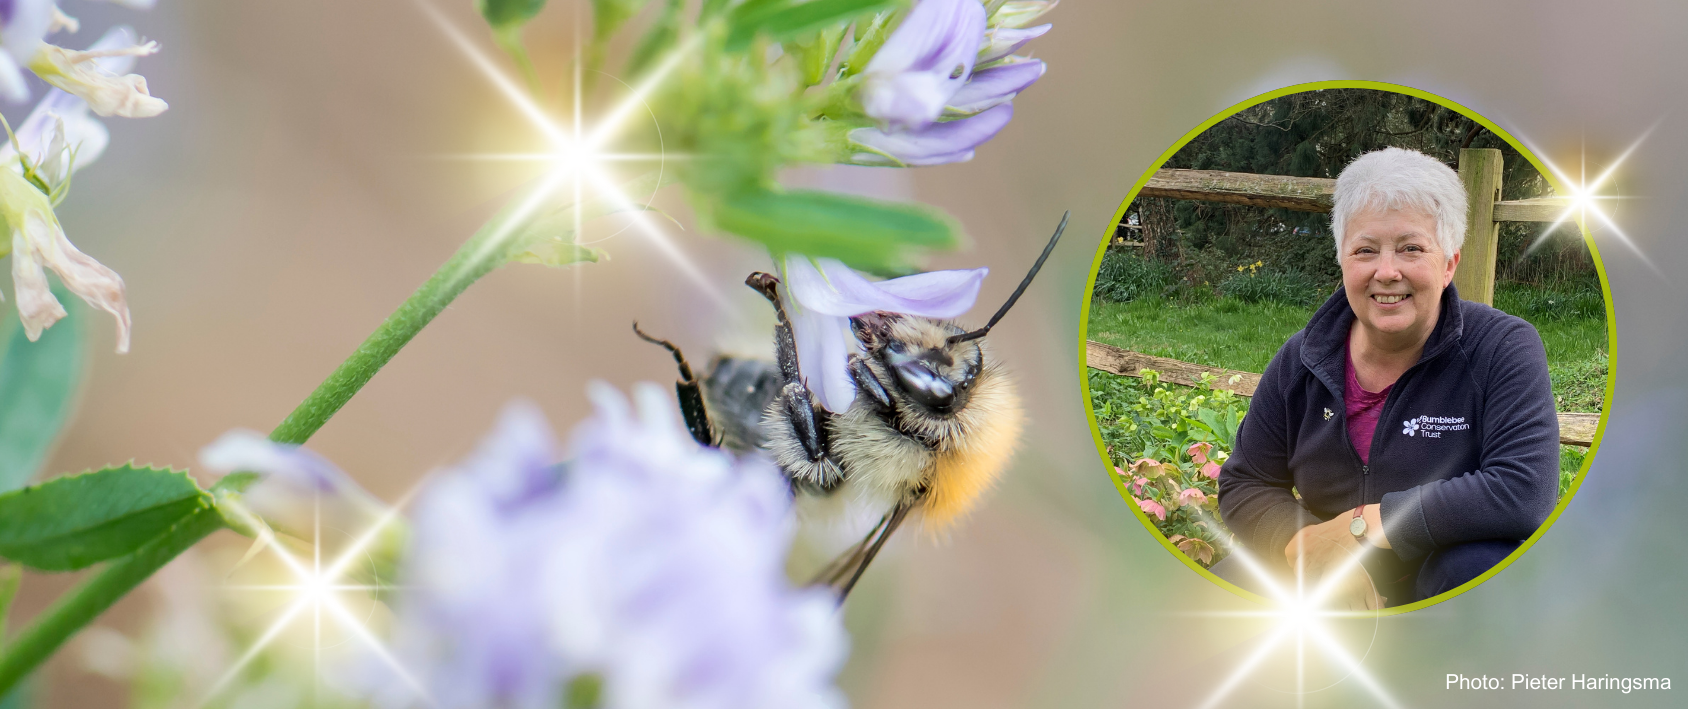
[0,163,129,351]
[1,26,153,182]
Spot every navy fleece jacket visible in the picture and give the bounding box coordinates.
[1218,285,1559,567]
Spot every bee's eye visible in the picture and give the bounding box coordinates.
[887,341,907,354]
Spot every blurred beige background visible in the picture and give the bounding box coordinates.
[11,0,1688,707]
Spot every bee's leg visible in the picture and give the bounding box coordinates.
[835,501,912,602]
[810,513,890,587]
[747,272,843,489]
[632,322,715,447]
[848,355,893,412]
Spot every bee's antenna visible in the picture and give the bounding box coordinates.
[947,210,1069,345]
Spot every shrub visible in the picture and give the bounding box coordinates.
[1218,266,1326,308]
[1089,369,1248,567]
[1092,249,1176,303]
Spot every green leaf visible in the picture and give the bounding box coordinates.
[0,289,84,493]
[592,0,652,40]
[0,679,28,709]
[627,0,683,76]
[476,0,548,28]
[840,9,899,76]
[713,188,961,273]
[0,465,211,572]
[0,563,18,644]
[727,0,901,51]
[512,240,606,268]
[787,24,847,86]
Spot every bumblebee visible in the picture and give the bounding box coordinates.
[636,212,1067,599]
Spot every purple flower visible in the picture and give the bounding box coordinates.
[847,102,1013,167]
[199,429,388,536]
[946,59,1044,116]
[783,255,987,411]
[843,0,1051,167]
[362,391,846,709]
[856,0,985,132]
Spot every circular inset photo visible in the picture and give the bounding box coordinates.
[1080,82,1613,613]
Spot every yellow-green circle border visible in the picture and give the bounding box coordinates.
[1076,79,1617,615]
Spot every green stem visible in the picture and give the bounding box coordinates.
[0,507,223,694]
[268,193,556,445]
[493,25,543,100]
[0,183,567,695]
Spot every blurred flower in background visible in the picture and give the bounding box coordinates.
[374,389,847,709]
[197,388,848,709]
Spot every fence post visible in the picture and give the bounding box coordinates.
[1454,148,1503,305]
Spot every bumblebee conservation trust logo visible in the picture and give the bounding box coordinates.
[1403,415,1469,439]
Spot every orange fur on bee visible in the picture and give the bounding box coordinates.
[921,365,1023,531]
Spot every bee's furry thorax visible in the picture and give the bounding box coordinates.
[766,313,1023,533]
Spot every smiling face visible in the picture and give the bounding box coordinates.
[1340,206,1460,349]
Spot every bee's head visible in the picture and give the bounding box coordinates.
[852,210,1069,415]
[854,313,982,414]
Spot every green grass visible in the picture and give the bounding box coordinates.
[1087,286,1608,412]
[1087,297,1318,373]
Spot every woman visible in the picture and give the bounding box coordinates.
[1217,147,1560,608]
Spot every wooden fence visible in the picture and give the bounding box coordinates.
[1086,341,1598,447]
[1127,149,1572,305]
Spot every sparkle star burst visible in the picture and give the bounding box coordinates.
[1184,511,1401,709]
[418,0,729,308]
[1528,126,1655,273]
[204,492,425,708]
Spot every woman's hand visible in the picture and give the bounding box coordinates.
[1284,514,1385,610]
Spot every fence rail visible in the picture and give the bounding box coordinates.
[1129,156,1576,305]
[1086,341,1598,447]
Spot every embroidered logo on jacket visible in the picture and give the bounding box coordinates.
[1402,415,1469,438]
[1324,408,1333,421]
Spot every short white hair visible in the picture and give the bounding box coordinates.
[1330,147,1467,259]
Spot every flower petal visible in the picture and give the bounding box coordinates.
[9,221,67,340]
[977,24,1051,64]
[788,255,987,317]
[946,59,1044,116]
[989,0,1059,29]
[0,52,29,103]
[789,307,858,413]
[449,399,561,508]
[3,27,135,173]
[24,207,130,352]
[847,102,1015,166]
[0,0,55,66]
[28,41,166,118]
[199,430,359,495]
[858,0,986,131]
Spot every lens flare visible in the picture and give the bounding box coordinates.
[203,490,425,708]
[416,0,727,307]
[1180,510,1397,709]
[1529,126,1656,274]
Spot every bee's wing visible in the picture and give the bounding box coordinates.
[811,502,912,602]
[702,357,782,454]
